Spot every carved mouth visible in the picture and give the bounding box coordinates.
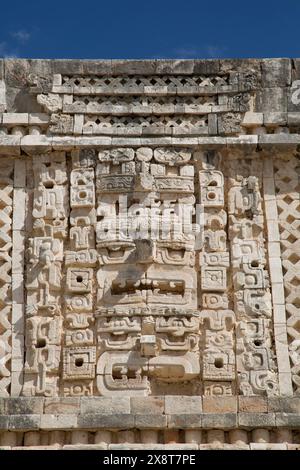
[111,279,185,296]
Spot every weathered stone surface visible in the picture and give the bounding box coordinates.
[40,415,77,430]
[9,415,40,430]
[131,397,164,415]
[275,413,300,428]
[165,396,202,414]
[268,398,300,413]
[203,397,237,413]
[44,398,80,414]
[80,397,130,415]
[0,416,9,430]
[6,398,44,415]
[261,59,291,87]
[200,443,250,450]
[63,444,108,450]
[109,443,199,450]
[287,444,300,450]
[77,414,135,429]
[249,443,288,450]
[134,414,167,429]
[12,446,60,450]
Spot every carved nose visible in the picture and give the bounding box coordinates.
[135,239,155,263]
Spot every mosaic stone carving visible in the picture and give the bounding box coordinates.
[1,58,300,449]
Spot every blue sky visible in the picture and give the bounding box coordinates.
[0,0,299,59]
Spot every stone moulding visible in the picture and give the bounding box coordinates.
[0,58,300,450]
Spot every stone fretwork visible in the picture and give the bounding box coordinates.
[1,58,300,450]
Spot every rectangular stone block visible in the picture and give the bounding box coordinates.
[208,114,218,135]
[242,112,264,126]
[14,159,26,188]
[12,275,24,304]
[2,113,28,125]
[13,446,60,450]
[165,396,202,414]
[273,305,287,324]
[223,444,250,450]
[268,397,300,413]
[288,112,300,124]
[77,414,134,429]
[80,397,130,414]
[12,249,24,275]
[202,413,237,429]
[238,397,268,413]
[278,373,293,397]
[0,59,299,443]
[131,396,164,415]
[264,112,287,126]
[29,113,49,125]
[9,414,40,430]
[287,444,300,450]
[200,444,250,450]
[162,443,199,450]
[10,371,24,397]
[202,397,237,413]
[272,282,285,305]
[167,414,202,429]
[263,177,276,200]
[0,399,6,414]
[12,188,26,230]
[256,87,287,113]
[275,343,291,373]
[250,443,288,450]
[0,415,9,430]
[238,413,275,428]
[63,444,108,450]
[12,230,25,250]
[44,397,80,414]
[275,413,300,427]
[40,414,77,430]
[135,414,167,429]
[109,443,199,450]
[11,358,23,372]
[262,59,291,87]
[11,333,24,359]
[264,200,279,221]
[0,135,21,155]
[6,397,44,415]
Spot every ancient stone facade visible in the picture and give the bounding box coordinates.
[0,58,300,449]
